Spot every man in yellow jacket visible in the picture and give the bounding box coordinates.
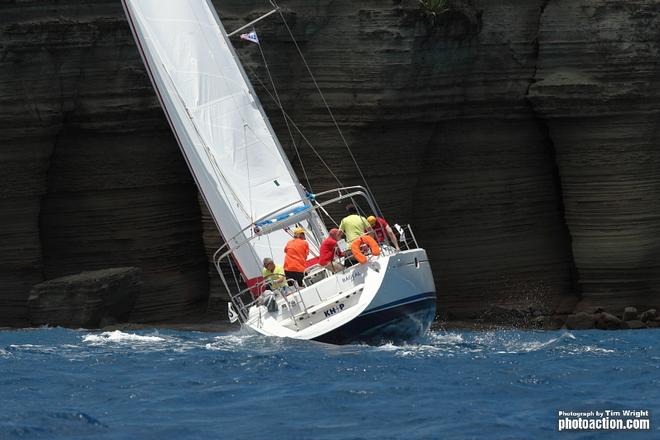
[262,257,286,290]
[339,204,370,243]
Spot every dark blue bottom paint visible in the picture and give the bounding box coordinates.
[313,293,436,345]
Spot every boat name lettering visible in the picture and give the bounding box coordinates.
[341,271,364,283]
[324,303,345,318]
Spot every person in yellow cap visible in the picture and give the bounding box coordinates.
[339,204,370,243]
[284,227,309,287]
[367,215,400,250]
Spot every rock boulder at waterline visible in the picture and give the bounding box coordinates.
[28,268,142,328]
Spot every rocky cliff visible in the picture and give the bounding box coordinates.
[28,267,142,328]
[1,0,659,326]
[0,1,209,325]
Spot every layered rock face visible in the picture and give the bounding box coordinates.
[218,0,660,318]
[0,1,208,325]
[1,0,659,325]
[529,0,660,314]
[28,267,141,328]
[218,0,576,318]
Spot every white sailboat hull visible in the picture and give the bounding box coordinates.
[244,249,436,344]
[121,1,437,345]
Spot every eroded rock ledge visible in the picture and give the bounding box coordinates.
[28,267,142,328]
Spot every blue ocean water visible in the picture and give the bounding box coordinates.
[0,328,658,440]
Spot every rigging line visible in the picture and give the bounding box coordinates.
[185,0,255,220]
[266,231,274,259]
[244,63,344,188]
[284,113,343,187]
[227,8,279,37]
[244,123,255,224]
[208,1,323,250]
[314,201,339,227]
[190,0,251,129]
[270,0,383,216]
[295,223,320,257]
[153,56,250,220]
[254,27,313,192]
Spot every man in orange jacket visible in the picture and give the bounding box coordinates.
[284,227,309,287]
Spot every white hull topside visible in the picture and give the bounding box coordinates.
[244,249,436,343]
[120,2,436,344]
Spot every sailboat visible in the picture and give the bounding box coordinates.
[121,0,436,344]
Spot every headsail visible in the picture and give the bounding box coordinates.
[122,0,321,281]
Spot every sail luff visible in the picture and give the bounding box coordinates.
[122,0,262,279]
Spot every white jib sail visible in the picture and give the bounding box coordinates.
[122,0,319,281]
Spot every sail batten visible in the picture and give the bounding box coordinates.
[123,0,320,280]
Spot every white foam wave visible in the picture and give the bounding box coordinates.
[205,334,249,351]
[373,337,451,358]
[376,330,591,357]
[395,345,446,357]
[504,332,616,355]
[7,344,62,354]
[82,330,165,344]
[512,334,570,353]
[204,331,286,353]
[427,331,465,345]
[374,342,400,352]
[568,346,615,354]
[465,330,579,354]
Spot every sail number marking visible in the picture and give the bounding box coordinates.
[324,303,346,318]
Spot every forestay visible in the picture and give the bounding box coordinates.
[122,0,320,281]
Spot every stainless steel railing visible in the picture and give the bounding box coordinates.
[216,225,421,325]
[225,275,310,325]
[395,223,420,251]
[212,186,423,324]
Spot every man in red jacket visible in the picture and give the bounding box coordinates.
[319,228,344,273]
[367,215,400,250]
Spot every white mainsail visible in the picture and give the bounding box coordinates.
[122,0,321,281]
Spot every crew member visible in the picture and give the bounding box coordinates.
[367,215,400,250]
[284,227,309,287]
[339,204,370,243]
[319,228,344,273]
[262,257,286,291]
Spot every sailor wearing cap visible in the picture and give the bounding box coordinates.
[284,227,309,287]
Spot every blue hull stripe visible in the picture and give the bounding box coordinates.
[362,292,437,316]
[313,292,436,345]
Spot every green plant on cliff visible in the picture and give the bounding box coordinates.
[419,0,452,22]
